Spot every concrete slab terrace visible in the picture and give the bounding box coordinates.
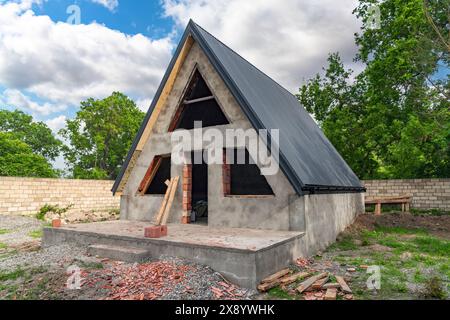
[43,220,305,288]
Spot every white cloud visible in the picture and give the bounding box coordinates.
[0,1,173,115]
[135,97,152,112]
[90,0,119,12]
[2,88,67,115]
[45,115,67,133]
[163,0,362,91]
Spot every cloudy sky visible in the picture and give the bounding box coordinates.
[0,0,363,136]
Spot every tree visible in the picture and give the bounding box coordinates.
[60,92,145,180]
[0,132,58,178]
[0,109,61,161]
[298,0,449,179]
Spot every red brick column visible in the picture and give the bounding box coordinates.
[222,150,231,196]
[182,164,192,224]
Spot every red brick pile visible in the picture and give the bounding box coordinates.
[82,261,196,300]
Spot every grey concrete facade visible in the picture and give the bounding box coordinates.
[117,40,365,258]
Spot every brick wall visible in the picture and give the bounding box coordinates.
[363,179,450,211]
[0,177,119,216]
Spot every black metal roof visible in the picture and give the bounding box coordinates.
[112,20,364,195]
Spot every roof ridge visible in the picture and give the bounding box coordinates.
[191,21,299,100]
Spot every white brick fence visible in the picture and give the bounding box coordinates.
[0,177,119,216]
[363,179,450,211]
[0,177,448,216]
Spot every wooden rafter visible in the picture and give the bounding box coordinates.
[137,156,162,195]
[136,35,194,151]
[184,95,215,105]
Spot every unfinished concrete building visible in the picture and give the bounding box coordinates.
[44,21,365,288]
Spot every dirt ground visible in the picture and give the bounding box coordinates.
[1,212,449,300]
[348,213,450,239]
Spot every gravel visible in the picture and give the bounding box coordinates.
[0,243,89,273]
[159,256,255,300]
[0,214,44,246]
[1,215,256,300]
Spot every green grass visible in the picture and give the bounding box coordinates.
[268,287,296,300]
[28,229,43,239]
[325,223,450,300]
[78,260,104,270]
[410,208,450,216]
[374,226,428,235]
[0,268,25,282]
[0,242,7,250]
[0,229,11,235]
[328,235,359,251]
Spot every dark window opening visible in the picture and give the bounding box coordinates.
[191,151,208,225]
[145,156,171,194]
[169,70,229,131]
[228,149,274,196]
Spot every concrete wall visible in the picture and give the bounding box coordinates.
[0,177,119,216]
[363,179,450,211]
[293,193,365,257]
[120,41,298,230]
[119,39,366,247]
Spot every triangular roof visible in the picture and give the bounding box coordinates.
[112,20,364,195]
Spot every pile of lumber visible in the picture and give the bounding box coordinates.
[257,269,353,300]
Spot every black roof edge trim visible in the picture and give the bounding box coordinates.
[302,184,366,194]
[189,21,306,196]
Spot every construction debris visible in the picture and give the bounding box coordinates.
[335,275,352,294]
[80,259,250,300]
[324,288,337,300]
[322,283,340,290]
[296,272,328,293]
[257,265,355,300]
[311,276,329,290]
[280,272,310,285]
[261,268,290,283]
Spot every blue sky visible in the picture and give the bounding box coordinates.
[32,0,174,39]
[0,0,447,137]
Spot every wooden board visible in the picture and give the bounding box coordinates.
[115,36,194,194]
[324,288,337,300]
[311,276,330,290]
[136,36,194,151]
[161,176,180,225]
[280,272,310,285]
[336,275,352,294]
[153,179,175,225]
[257,280,280,292]
[322,283,341,290]
[296,272,328,293]
[138,156,162,195]
[261,269,290,284]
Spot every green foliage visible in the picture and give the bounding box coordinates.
[298,0,449,179]
[36,203,73,221]
[0,132,58,178]
[59,92,144,180]
[0,109,61,161]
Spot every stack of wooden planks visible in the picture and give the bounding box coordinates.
[153,176,179,226]
[257,268,353,300]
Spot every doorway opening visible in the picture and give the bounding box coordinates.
[190,151,208,225]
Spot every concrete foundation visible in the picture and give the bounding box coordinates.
[43,220,304,289]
